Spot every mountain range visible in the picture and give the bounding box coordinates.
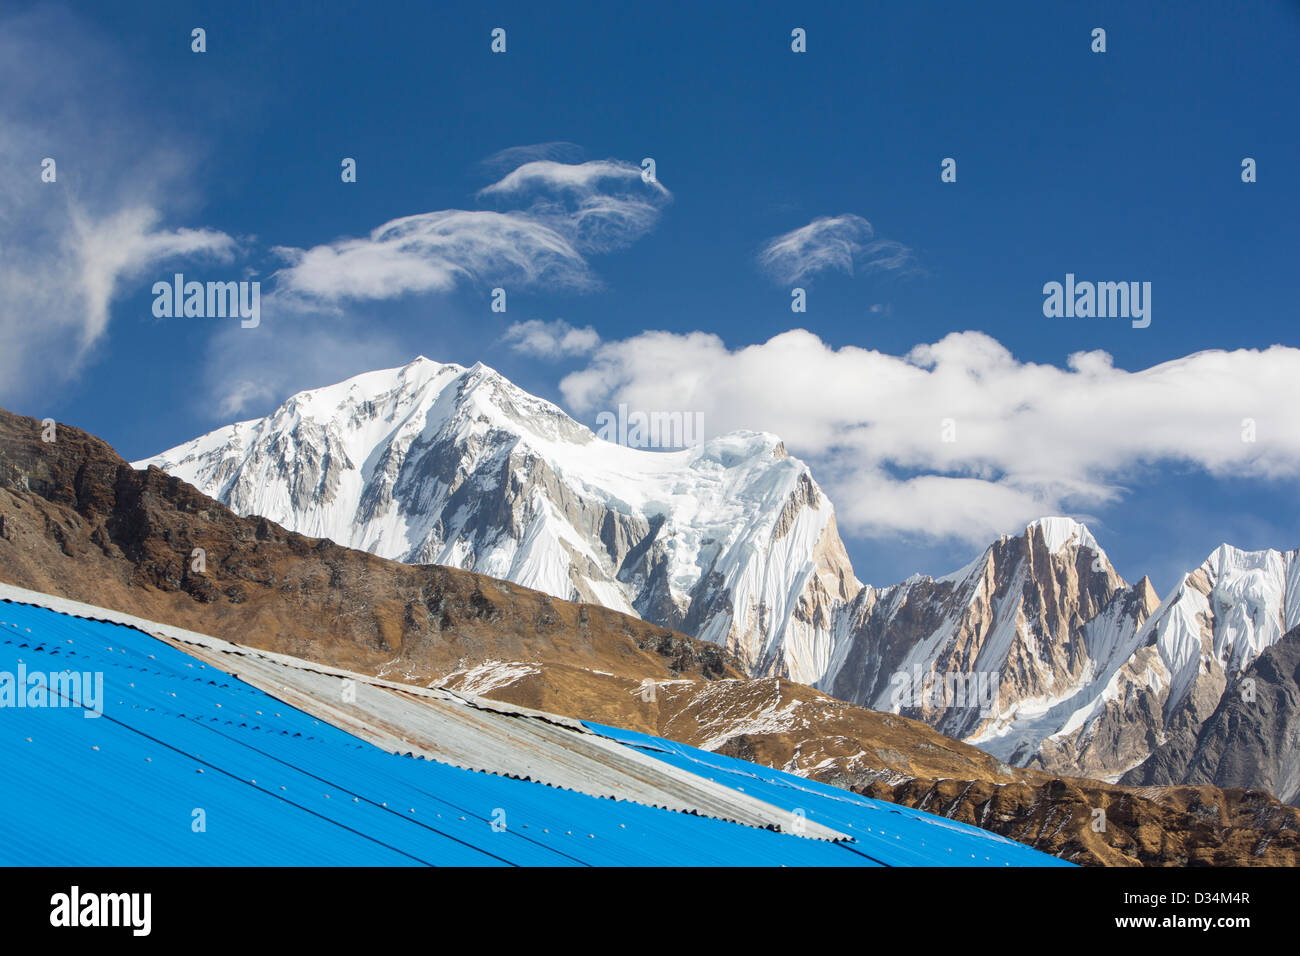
[137,357,1300,802]
[4,403,1299,864]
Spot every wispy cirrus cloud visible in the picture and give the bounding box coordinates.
[558,328,1300,546]
[758,214,913,285]
[501,319,601,359]
[271,156,671,304]
[70,207,236,348]
[0,6,236,403]
[271,210,595,300]
[478,158,664,201]
[477,141,585,175]
[210,150,666,418]
[478,158,669,254]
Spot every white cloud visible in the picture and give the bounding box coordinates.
[0,200,232,391]
[479,158,666,200]
[70,206,235,349]
[559,328,1300,545]
[271,210,594,300]
[478,142,585,175]
[273,157,671,304]
[758,214,912,285]
[479,158,670,255]
[0,7,236,403]
[501,319,601,359]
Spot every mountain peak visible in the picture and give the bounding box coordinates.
[1133,574,1161,613]
[1024,516,1100,555]
[1205,540,1294,571]
[136,359,854,681]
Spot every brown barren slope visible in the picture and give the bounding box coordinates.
[2,408,1297,865]
[0,409,736,684]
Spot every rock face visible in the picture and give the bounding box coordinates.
[134,359,1300,797]
[136,357,861,681]
[858,777,1300,867]
[1122,627,1300,804]
[4,405,1299,866]
[821,522,1300,791]
[1092,546,1300,792]
[818,519,1157,770]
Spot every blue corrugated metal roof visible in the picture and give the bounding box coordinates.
[0,597,1067,866]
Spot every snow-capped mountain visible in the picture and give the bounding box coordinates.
[136,357,860,679]
[817,519,1156,768]
[816,521,1300,782]
[138,357,1299,789]
[1027,539,1299,780]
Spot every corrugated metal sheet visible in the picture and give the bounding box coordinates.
[164,636,852,841]
[0,583,847,841]
[581,722,1074,867]
[0,598,867,865]
[0,589,1069,866]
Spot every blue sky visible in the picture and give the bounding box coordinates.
[3,0,1298,592]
